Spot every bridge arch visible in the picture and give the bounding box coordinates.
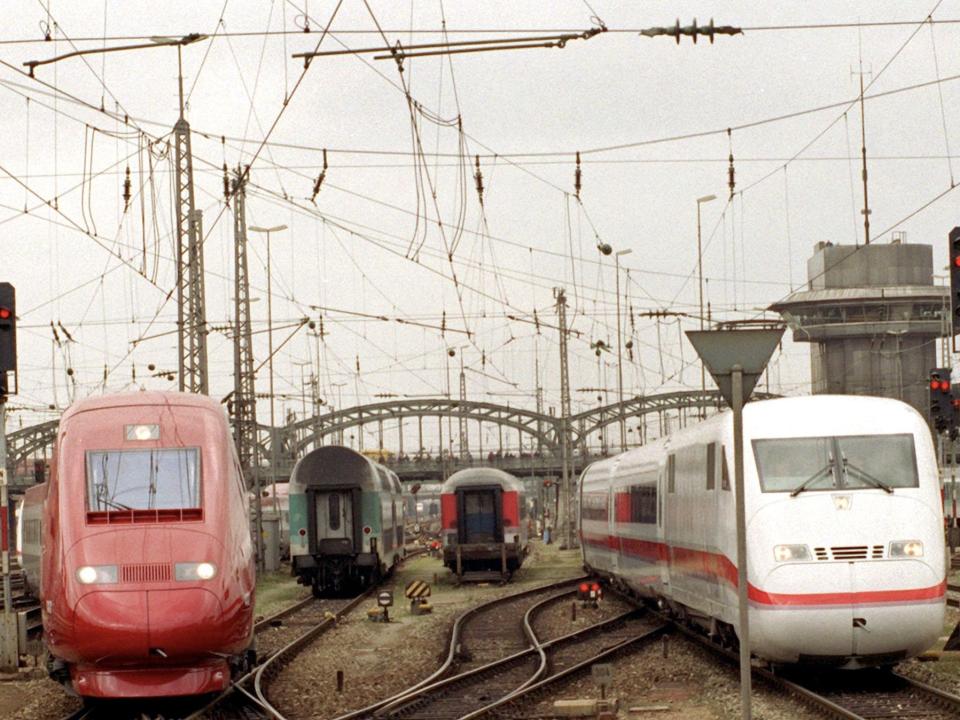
[285,398,562,457]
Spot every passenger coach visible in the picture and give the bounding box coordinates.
[288,445,405,596]
[581,395,945,668]
[440,467,528,577]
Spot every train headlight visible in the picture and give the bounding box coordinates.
[889,540,924,558]
[76,565,118,585]
[124,423,160,441]
[175,562,218,581]
[773,544,812,563]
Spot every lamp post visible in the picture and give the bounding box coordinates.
[696,194,717,415]
[614,249,632,451]
[249,224,288,499]
[332,381,347,444]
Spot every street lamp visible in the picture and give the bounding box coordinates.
[696,194,717,415]
[249,224,288,497]
[614,248,632,451]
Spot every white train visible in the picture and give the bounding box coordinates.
[580,395,946,668]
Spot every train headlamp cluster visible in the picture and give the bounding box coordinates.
[125,424,160,441]
[772,544,812,563]
[889,540,924,558]
[76,565,118,585]
[175,562,217,581]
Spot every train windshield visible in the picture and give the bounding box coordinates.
[86,448,201,510]
[753,434,918,493]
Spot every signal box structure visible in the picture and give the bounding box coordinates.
[770,241,948,426]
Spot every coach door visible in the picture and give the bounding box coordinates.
[458,486,502,544]
[313,489,355,555]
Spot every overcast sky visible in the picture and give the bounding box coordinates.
[0,1,957,449]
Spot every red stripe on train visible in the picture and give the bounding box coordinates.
[580,532,946,606]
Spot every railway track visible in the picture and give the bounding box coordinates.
[329,577,587,720]
[659,596,960,720]
[329,578,666,720]
[947,582,960,609]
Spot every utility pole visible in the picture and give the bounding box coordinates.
[614,249,631,451]
[556,288,575,549]
[249,224,287,504]
[535,342,544,456]
[174,43,209,394]
[231,170,262,570]
[459,355,468,459]
[853,54,872,245]
[696,195,717,417]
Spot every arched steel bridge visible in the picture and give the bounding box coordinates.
[5,389,777,487]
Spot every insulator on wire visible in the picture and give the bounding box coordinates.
[474,155,484,206]
[441,310,447,337]
[223,163,230,202]
[534,309,541,335]
[122,166,132,211]
[311,149,328,204]
[574,151,582,200]
[727,128,736,200]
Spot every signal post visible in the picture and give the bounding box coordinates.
[0,283,16,671]
[686,325,783,720]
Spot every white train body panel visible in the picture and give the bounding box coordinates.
[581,395,945,667]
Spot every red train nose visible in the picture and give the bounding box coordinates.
[73,588,223,661]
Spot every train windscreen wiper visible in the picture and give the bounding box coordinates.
[842,456,893,494]
[789,457,835,497]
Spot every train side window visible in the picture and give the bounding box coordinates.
[629,484,657,523]
[667,455,676,493]
[721,447,730,491]
[706,443,716,490]
[329,494,341,531]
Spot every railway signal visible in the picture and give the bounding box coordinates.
[0,283,16,396]
[929,368,953,433]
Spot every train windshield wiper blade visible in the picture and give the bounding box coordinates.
[100,497,132,511]
[843,460,893,494]
[789,461,834,497]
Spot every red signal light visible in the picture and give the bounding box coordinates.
[944,381,952,392]
[932,379,941,390]
[591,583,600,592]
[579,583,589,593]
[954,255,960,267]
[0,308,10,320]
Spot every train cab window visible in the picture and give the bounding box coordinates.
[706,443,716,490]
[86,448,200,511]
[329,494,341,531]
[753,434,919,493]
[667,455,676,493]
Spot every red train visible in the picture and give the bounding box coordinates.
[23,391,255,698]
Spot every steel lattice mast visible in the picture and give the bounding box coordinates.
[556,288,575,548]
[173,45,209,394]
[231,169,264,571]
[231,170,258,473]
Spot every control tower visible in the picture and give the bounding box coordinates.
[769,240,948,418]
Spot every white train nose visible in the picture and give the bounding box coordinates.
[750,559,944,664]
